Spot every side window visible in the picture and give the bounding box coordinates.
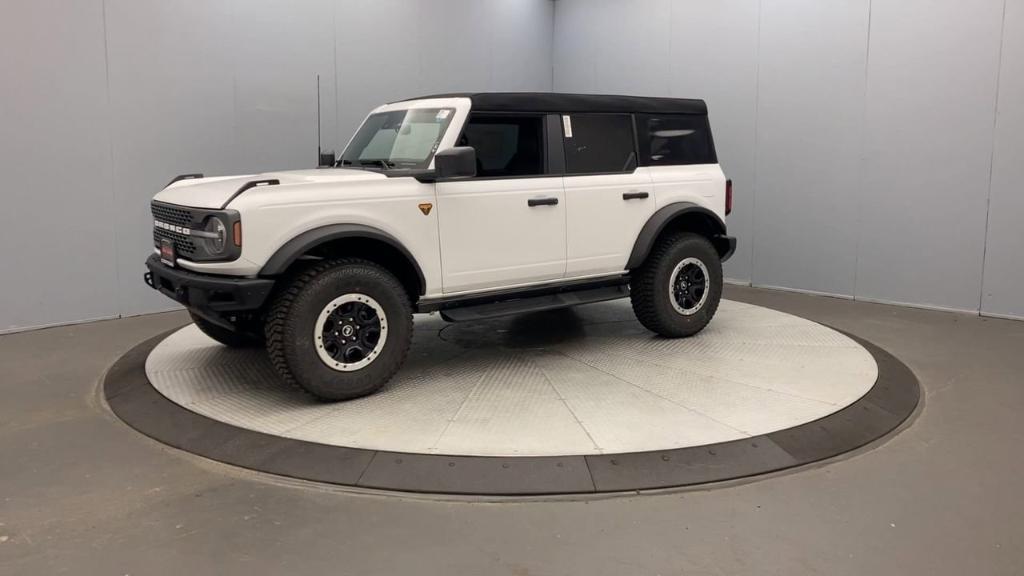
[563,113,636,175]
[461,114,545,178]
[637,114,716,166]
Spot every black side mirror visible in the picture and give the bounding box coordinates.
[434,146,477,180]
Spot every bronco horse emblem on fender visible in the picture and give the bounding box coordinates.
[418,203,433,215]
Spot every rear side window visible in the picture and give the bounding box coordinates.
[461,114,545,177]
[637,114,716,166]
[563,113,636,175]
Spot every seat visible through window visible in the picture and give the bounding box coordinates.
[461,114,545,177]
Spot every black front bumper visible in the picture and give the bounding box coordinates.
[144,254,275,315]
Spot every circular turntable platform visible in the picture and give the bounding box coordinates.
[105,299,919,495]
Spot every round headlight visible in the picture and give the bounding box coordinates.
[203,216,227,254]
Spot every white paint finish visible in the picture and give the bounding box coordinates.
[147,300,878,456]
[857,0,1005,310]
[436,176,567,293]
[751,0,870,296]
[564,169,656,276]
[982,0,1024,319]
[666,0,761,283]
[0,0,119,331]
[650,165,727,215]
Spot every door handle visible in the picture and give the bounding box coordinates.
[622,191,649,200]
[528,197,559,207]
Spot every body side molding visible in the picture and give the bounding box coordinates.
[626,202,729,270]
[259,224,426,293]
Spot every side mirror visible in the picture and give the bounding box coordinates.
[434,146,477,180]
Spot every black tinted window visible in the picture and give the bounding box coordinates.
[563,114,636,174]
[637,114,716,166]
[461,114,545,177]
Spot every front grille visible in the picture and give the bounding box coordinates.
[152,202,197,259]
[151,203,193,227]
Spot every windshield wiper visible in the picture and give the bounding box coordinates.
[358,159,394,170]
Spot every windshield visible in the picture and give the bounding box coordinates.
[340,108,455,170]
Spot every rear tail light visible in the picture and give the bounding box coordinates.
[725,179,733,216]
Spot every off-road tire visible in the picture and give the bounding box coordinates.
[189,311,263,348]
[264,259,413,401]
[630,232,723,338]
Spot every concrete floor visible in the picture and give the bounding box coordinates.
[1,285,1022,575]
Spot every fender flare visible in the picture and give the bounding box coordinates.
[626,202,729,270]
[259,224,426,294]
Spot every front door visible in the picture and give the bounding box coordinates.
[436,113,566,294]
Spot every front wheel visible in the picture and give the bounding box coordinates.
[264,259,413,401]
[630,232,723,338]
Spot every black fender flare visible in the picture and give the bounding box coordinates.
[626,202,731,270]
[259,224,426,294]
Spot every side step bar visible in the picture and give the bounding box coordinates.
[439,284,630,322]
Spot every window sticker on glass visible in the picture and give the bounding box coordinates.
[562,115,573,138]
[436,109,451,121]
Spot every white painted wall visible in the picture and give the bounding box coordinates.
[0,0,553,332]
[554,0,1023,319]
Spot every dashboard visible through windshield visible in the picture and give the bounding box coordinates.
[340,108,455,170]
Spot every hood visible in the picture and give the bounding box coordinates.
[152,168,387,209]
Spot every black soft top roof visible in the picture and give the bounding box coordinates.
[397,92,708,115]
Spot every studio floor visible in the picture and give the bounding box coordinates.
[1,285,1022,575]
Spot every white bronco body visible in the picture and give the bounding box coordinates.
[146,92,735,400]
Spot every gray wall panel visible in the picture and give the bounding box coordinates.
[857,0,1004,311]
[751,0,869,295]
[0,0,119,332]
[0,0,554,332]
[5,0,1021,330]
[554,0,1020,315]
[489,0,555,91]
[552,0,760,282]
[667,0,760,283]
[334,0,553,148]
[105,0,240,318]
[982,0,1024,319]
[232,0,338,173]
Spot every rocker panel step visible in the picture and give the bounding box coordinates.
[439,285,630,322]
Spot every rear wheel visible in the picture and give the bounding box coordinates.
[630,232,723,338]
[265,259,413,401]
[189,311,263,348]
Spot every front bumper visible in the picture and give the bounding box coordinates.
[144,254,275,314]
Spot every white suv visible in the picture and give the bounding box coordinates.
[145,92,736,400]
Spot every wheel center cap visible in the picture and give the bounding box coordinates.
[341,325,355,337]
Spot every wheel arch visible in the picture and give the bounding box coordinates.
[260,224,426,298]
[626,202,732,270]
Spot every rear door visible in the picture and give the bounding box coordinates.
[435,113,566,294]
[561,113,656,277]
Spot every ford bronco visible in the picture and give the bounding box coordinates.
[145,92,736,400]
